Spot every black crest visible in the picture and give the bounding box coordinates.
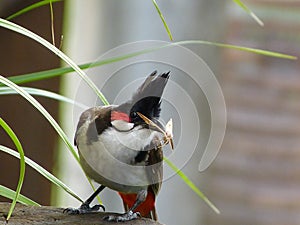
[129,71,170,123]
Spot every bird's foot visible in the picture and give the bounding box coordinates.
[63,202,105,214]
[103,210,140,222]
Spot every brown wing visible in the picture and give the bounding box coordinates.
[146,136,163,221]
[146,135,163,196]
[74,106,113,146]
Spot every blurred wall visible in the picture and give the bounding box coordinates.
[0,1,64,205]
[204,1,300,225]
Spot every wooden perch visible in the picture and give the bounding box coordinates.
[0,203,164,225]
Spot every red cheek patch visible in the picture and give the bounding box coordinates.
[111,111,130,122]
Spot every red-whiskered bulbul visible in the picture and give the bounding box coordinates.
[64,71,170,221]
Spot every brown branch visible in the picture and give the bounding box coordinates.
[0,203,163,225]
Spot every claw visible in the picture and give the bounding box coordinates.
[103,211,140,222]
[64,203,105,215]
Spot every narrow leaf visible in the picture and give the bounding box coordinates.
[1,63,92,86]
[0,18,109,106]
[0,75,80,165]
[163,157,220,214]
[152,0,173,41]
[232,0,264,26]
[49,0,56,46]
[0,185,40,206]
[3,39,295,88]
[176,40,297,60]
[0,145,83,203]
[0,86,88,109]
[0,118,26,221]
[6,0,62,20]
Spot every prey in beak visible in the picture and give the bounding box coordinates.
[137,112,174,150]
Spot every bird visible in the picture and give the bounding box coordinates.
[64,71,170,221]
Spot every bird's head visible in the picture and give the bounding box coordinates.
[110,71,170,132]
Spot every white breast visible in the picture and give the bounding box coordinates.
[77,122,160,192]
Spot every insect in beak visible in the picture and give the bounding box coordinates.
[137,112,174,150]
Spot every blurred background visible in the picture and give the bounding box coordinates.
[1,1,300,225]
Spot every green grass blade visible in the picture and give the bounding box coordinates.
[49,0,56,46]
[176,40,297,59]
[4,40,295,86]
[0,86,87,109]
[232,0,264,26]
[0,18,109,106]
[163,157,220,214]
[6,0,62,20]
[0,185,40,206]
[1,63,92,86]
[0,118,26,221]
[0,145,83,203]
[151,0,173,41]
[0,75,79,164]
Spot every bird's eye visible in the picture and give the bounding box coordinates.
[130,111,137,119]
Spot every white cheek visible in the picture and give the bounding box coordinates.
[111,120,134,131]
